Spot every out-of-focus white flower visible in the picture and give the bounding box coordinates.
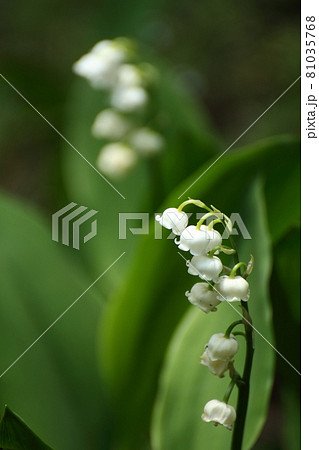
[201,400,236,430]
[185,282,221,313]
[73,40,127,89]
[206,333,239,361]
[97,143,137,179]
[91,109,131,140]
[175,225,222,256]
[117,64,143,87]
[91,40,127,60]
[187,255,223,282]
[155,208,188,235]
[200,351,230,377]
[129,127,164,157]
[215,275,250,302]
[111,86,148,112]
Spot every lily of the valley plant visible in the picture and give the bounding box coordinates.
[156,199,254,449]
[73,38,165,180]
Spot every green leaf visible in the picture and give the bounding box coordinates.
[151,177,275,449]
[263,155,300,244]
[0,192,109,449]
[0,406,53,450]
[99,136,299,449]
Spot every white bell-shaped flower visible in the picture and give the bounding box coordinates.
[175,225,222,256]
[91,109,131,140]
[155,208,188,235]
[111,86,148,112]
[201,225,223,250]
[129,127,164,157]
[97,143,137,179]
[185,282,221,313]
[206,333,239,361]
[201,400,236,430]
[200,351,229,377]
[187,255,223,282]
[73,40,127,90]
[117,64,143,87]
[91,40,127,62]
[215,275,250,302]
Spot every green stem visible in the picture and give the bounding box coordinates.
[233,331,246,338]
[228,235,240,266]
[231,303,254,450]
[207,218,223,230]
[196,212,215,229]
[229,262,247,278]
[223,378,237,404]
[228,234,254,450]
[224,320,243,338]
[177,199,211,212]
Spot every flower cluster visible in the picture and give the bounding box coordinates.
[156,199,254,432]
[156,201,250,311]
[73,39,165,179]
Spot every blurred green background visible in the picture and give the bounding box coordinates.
[0,0,300,449]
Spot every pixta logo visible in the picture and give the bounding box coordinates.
[118,212,251,239]
[52,202,98,250]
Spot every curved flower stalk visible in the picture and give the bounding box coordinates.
[156,199,255,449]
[73,38,165,179]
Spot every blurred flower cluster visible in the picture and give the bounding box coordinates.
[73,39,165,179]
[156,199,254,431]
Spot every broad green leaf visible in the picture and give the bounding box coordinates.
[151,177,275,449]
[99,136,299,449]
[0,406,53,450]
[0,192,109,449]
[263,156,300,244]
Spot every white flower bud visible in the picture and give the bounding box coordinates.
[200,351,229,377]
[215,275,250,302]
[175,225,222,256]
[201,400,236,430]
[97,143,137,179]
[155,208,188,235]
[91,40,127,62]
[117,64,143,87]
[91,109,131,140]
[187,255,223,282]
[111,86,148,112]
[185,282,221,313]
[73,40,127,90]
[206,333,239,361]
[129,128,164,157]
